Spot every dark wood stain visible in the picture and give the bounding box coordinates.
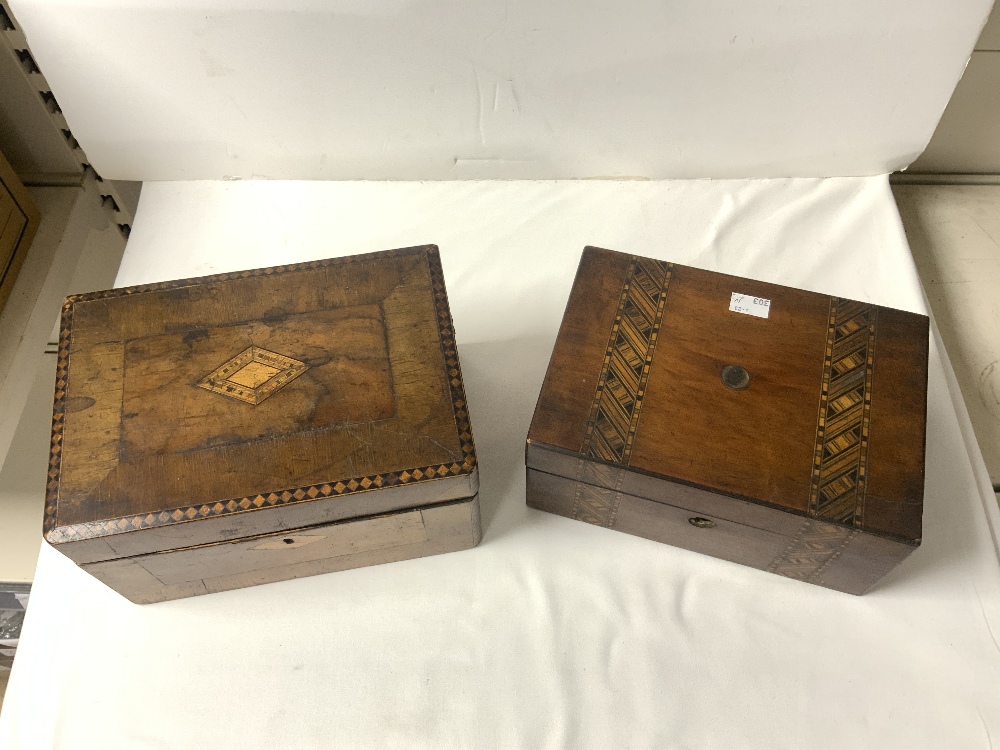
[527,246,929,594]
[46,246,480,602]
[0,149,41,318]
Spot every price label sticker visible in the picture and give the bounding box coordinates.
[729,292,771,319]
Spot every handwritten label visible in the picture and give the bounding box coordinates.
[729,292,771,319]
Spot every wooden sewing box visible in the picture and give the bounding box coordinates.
[45,245,480,603]
[527,246,928,594]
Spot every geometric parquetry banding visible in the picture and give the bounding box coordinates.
[580,256,673,466]
[571,460,628,528]
[765,519,859,582]
[197,345,309,405]
[808,298,878,526]
[572,255,672,527]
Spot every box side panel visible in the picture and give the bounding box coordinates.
[527,443,805,536]
[52,470,479,564]
[80,496,480,604]
[527,468,790,568]
[527,247,632,454]
[862,308,929,543]
[526,467,914,594]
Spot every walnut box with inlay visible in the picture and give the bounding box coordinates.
[46,246,480,603]
[526,246,928,594]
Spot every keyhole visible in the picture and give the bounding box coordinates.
[721,364,751,391]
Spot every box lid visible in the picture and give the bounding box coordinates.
[46,245,477,563]
[527,247,928,545]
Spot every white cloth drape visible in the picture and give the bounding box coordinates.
[2,178,997,749]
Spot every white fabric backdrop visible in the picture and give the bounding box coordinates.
[8,0,993,180]
[1,178,998,748]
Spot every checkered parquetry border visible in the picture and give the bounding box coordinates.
[44,246,477,544]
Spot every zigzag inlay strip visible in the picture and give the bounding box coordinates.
[765,519,859,582]
[808,298,878,526]
[580,257,672,465]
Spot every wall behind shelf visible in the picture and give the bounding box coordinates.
[7,0,993,180]
[907,5,1000,174]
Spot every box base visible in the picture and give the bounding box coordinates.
[79,495,481,604]
[526,468,915,595]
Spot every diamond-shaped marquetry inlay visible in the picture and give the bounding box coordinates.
[197,346,308,405]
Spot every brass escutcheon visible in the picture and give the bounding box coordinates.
[721,364,751,391]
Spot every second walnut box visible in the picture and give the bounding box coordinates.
[45,246,479,603]
[526,246,928,594]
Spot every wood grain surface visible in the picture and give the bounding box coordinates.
[527,246,929,593]
[46,246,480,587]
[0,149,41,318]
[83,496,481,604]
